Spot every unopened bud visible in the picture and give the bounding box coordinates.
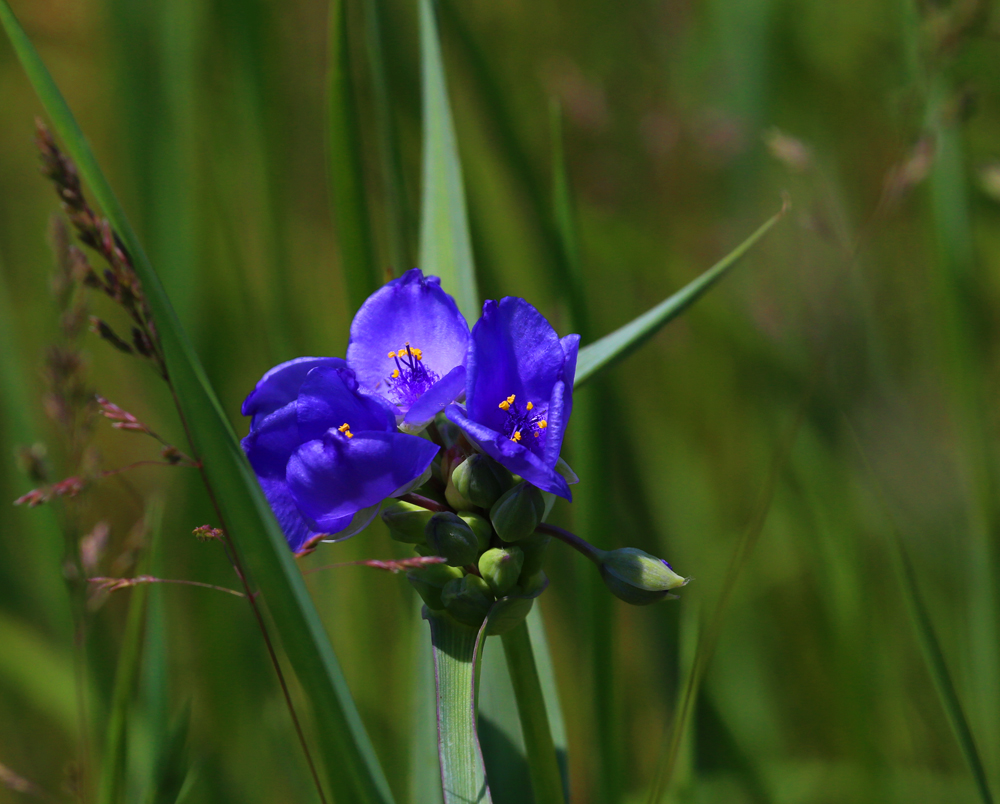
[408,563,464,610]
[441,575,494,628]
[452,454,515,509]
[381,500,434,544]
[478,546,524,597]
[444,476,476,511]
[490,482,545,542]
[517,531,550,576]
[457,511,492,552]
[599,548,688,605]
[425,512,479,567]
[519,570,548,597]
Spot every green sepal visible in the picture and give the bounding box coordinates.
[407,563,464,610]
[381,500,434,544]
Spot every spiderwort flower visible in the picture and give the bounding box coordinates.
[347,268,470,432]
[242,359,439,553]
[446,297,580,499]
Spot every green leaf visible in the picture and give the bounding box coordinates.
[143,706,192,804]
[0,5,394,802]
[574,204,787,389]
[418,0,479,324]
[359,0,413,276]
[98,501,163,804]
[428,610,492,804]
[850,425,995,804]
[328,0,379,312]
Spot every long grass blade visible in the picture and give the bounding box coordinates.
[647,375,812,803]
[359,0,412,275]
[0,6,395,802]
[418,0,478,323]
[97,500,162,804]
[328,0,379,312]
[847,422,995,804]
[574,203,787,389]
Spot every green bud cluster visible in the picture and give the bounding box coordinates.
[386,451,552,632]
[388,441,689,630]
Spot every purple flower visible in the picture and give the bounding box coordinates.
[242,358,439,553]
[347,268,470,432]
[446,298,580,500]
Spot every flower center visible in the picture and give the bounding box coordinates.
[338,422,354,439]
[497,394,548,443]
[386,343,439,407]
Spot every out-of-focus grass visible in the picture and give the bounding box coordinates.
[2,1,1000,802]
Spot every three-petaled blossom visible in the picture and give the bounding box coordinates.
[242,359,439,553]
[447,297,579,500]
[347,268,469,432]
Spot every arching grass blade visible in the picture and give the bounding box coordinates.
[575,203,787,389]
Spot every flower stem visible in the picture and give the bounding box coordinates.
[536,521,604,565]
[500,621,567,804]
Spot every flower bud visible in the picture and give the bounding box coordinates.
[407,563,464,610]
[457,511,492,552]
[478,546,524,597]
[381,500,434,544]
[517,532,550,577]
[451,454,515,509]
[441,575,494,628]
[518,570,548,597]
[598,548,688,605]
[426,512,480,567]
[489,482,545,543]
[444,477,477,512]
[484,595,533,635]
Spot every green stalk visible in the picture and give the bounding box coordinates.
[427,611,491,804]
[500,622,567,804]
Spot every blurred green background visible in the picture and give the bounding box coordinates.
[2,0,1000,802]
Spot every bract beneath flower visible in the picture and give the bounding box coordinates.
[347,268,469,432]
[446,297,579,500]
[242,359,438,553]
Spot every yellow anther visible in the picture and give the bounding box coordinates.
[387,351,396,358]
[411,347,423,360]
[526,401,534,411]
[507,394,516,404]
[499,400,511,411]
[391,369,400,379]
[512,431,522,442]
[338,423,354,439]
[538,420,548,429]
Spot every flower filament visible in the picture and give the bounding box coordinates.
[386,343,439,407]
[497,393,547,442]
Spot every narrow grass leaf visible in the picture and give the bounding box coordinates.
[0,6,394,802]
[647,378,811,804]
[98,501,162,804]
[328,0,379,312]
[143,705,191,804]
[418,0,478,323]
[849,423,995,804]
[574,204,787,389]
[359,0,412,275]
